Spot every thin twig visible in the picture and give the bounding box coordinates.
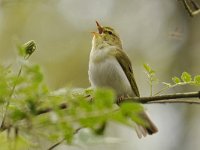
[36,103,67,115]
[154,82,189,96]
[0,66,23,129]
[147,99,200,104]
[47,128,82,150]
[47,139,65,150]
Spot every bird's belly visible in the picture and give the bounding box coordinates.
[89,57,133,97]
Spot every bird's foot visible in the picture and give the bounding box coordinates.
[116,94,131,105]
[116,95,126,105]
[85,94,93,103]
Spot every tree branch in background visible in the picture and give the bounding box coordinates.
[179,0,200,16]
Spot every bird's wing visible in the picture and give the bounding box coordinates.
[112,49,158,137]
[112,49,140,97]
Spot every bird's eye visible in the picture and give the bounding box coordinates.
[108,31,112,35]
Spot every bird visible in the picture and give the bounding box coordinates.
[88,21,158,138]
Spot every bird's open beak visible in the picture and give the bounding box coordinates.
[91,21,103,37]
[96,21,103,34]
[91,31,100,37]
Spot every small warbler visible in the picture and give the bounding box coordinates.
[88,21,158,138]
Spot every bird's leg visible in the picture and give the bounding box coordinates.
[85,94,93,103]
[116,95,126,105]
[116,94,132,105]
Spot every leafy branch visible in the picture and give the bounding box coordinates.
[0,40,36,130]
[143,64,200,96]
[143,64,158,96]
[155,72,200,95]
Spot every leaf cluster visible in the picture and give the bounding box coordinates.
[143,64,200,95]
[0,41,144,149]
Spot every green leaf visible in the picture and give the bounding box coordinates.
[172,76,181,84]
[93,88,115,110]
[79,116,106,129]
[94,123,106,135]
[59,122,74,144]
[120,103,145,126]
[110,111,133,127]
[181,72,192,82]
[27,98,37,115]
[18,45,26,57]
[194,75,200,85]
[9,106,27,121]
[78,97,93,113]
[143,64,155,74]
[120,102,143,116]
[84,88,94,95]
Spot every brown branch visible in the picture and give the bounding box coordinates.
[127,91,200,104]
[48,139,65,150]
[36,91,200,116]
[179,0,200,17]
[36,103,67,115]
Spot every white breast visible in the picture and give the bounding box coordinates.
[88,47,134,97]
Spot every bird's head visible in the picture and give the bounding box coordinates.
[92,21,122,49]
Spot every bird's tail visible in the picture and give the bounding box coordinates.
[134,111,158,138]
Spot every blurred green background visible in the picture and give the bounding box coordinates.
[0,0,200,150]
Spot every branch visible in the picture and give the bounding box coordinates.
[127,91,200,104]
[36,103,67,115]
[179,0,200,17]
[48,139,65,150]
[36,91,200,116]
[47,128,82,150]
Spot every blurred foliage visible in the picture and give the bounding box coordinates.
[0,41,145,149]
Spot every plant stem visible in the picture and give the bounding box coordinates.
[154,82,192,96]
[0,66,23,129]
